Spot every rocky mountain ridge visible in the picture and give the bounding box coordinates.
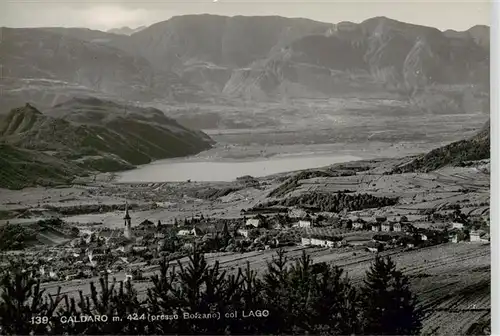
[0,100,214,188]
[3,15,489,104]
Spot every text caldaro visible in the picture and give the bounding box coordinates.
[60,315,109,323]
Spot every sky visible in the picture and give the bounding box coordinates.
[0,0,491,32]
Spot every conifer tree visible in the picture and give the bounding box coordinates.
[360,255,423,335]
[261,249,292,333]
[309,264,360,335]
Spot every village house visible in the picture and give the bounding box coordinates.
[452,222,465,230]
[301,237,312,246]
[246,218,262,228]
[352,222,365,230]
[470,230,489,243]
[177,229,192,236]
[402,223,415,234]
[294,220,312,228]
[381,223,392,232]
[393,223,402,232]
[237,228,250,238]
[176,227,203,237]
[302,235,342,248]
[470,231,481,242]
[371,224,381,232]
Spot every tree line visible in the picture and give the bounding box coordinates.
[258,192,398,213]
[0,250,423,335]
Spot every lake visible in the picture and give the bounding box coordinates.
[115,154,361,183]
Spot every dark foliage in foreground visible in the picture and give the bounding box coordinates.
[0,250,422,335]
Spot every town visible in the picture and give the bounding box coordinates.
[1,197,489,286]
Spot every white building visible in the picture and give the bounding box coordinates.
[470,230,488,243]
[302,236,338,248]
[177,229,192,236]
[452,222,465,230]
[301,237,312,246]
[246,218,262,228]
[312,238,336,247]
[237,228,249,238]
[381,223,392,232]
[352,222,364,230]
[298,220,312,228]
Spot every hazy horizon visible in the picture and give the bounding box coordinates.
[1,1,491,32]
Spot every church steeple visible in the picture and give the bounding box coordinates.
[124,203,131,220]
[123,202,132,240]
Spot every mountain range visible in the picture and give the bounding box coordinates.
[0,15,490,107]
[107,26,147,35]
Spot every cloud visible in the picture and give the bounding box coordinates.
[77,5,153,30]
[0,2,166,30]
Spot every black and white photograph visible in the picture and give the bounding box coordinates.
[0,0,493,335]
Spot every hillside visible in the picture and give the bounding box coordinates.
[128,15,332,70]
[0,101,214,183]
[393,120,490,173]
[107,26,147,35]
[0,219,78,250]
[223,17,489,100]
[0,27,205,111]
[0,143,86,189]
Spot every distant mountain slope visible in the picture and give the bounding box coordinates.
[0,27,204,104]
[223,17,489,99]
[0,100,214,174]
[0,143,86,189]
[467,25,490,49]
[107,26,147,35]
[1,15,490,104]
[128,15,333,70]
[393,120,490,173]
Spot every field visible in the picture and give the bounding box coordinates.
[39,242,489,335]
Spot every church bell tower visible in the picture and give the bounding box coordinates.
[124,203,132,240]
